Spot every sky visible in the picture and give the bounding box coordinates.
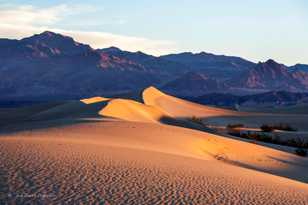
[0,0,307,65]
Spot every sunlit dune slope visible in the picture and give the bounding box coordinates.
[80,96,109,104]
[143,86,241,118]
[28,96,208,130]
[99,99,206,131]
[2,120,308,183]
[99,99,168,123]
[1,121,307,204]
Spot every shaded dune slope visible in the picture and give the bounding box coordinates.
[30,98,109,121]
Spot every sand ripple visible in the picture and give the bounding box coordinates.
[1,139,307,205]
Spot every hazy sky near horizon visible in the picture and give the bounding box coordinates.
[0,0,307,65]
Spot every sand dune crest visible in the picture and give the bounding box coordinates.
[143,86,240,118]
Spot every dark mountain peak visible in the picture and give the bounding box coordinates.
[19,31,92,57]
[40,30,59,37]
[265,59,277,64]
[22,31,73,42]
[197,51,215,57]
[181,52,194,54]
[256,59,280,67]
[256,59,287,72]
[98,46,122,53]
[163,52,193,57]
[265,59,278,64]
[133,51,154,58]
[168,51,215,57]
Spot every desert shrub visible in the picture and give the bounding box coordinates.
[295,148,307,157]
[229,130,308,149]
[228,128,308,153]
[227,129,241,137]
[255,133,273,143]
[190,116,204,126]
[260,123,297,132]
[273,123,297,132]
[242,132,273,143]
[227,124,244,129]
[260,124,275,132]
[286,138,308,149]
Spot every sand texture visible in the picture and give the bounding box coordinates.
[0,87,307,204]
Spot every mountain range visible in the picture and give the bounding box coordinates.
[0,31,308,100]
[186,91,308,108]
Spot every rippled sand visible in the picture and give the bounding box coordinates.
[1,139,307,205]
[0,121,307,204]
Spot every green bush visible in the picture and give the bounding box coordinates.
[260,123,297,132]
[286,138,308,149]
[228,130,308,151]
[273,123,297,132]
[295,148,307,157]
[227,124,244,129]
[239,132,274,143]
[190,116,204,126]
[260,124,275,132]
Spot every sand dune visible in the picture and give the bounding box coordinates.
[1,87,307,204]
[99,99,168,123]
[5,120,307,182]
[143,86,241,118]
[0,121,307,204]
[80,96,109,104]
[98,99,206,131]
[143,87,308,131]
[26,96,207,131]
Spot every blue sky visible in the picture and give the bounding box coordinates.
[0,0,307,65]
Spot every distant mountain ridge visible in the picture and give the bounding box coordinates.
[228,59,308,92]
[0,31,92,58]
[96,47,189,74]
[0,31,308,100]
[162,72,226,96]
[186,91,308,108]
[289,64,308,73]
[161,51,255,79]
[0,31,167,99]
